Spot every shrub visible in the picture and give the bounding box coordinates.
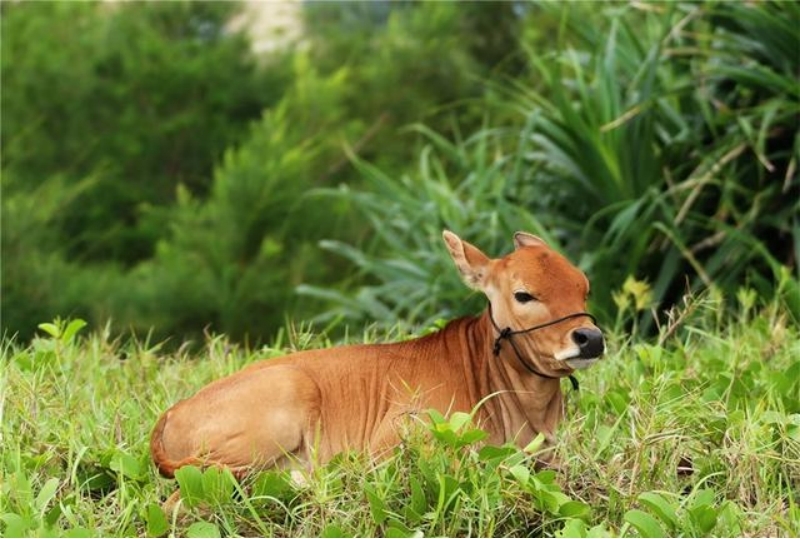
[510,1,799,327]
[1,2,519,343]
[298,126,546,330]
[92,3,519,343]
[1,1,278,264]
[307,1,799,333]
[116,59,361,342]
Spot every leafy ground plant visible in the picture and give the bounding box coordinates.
[1,296,797,537]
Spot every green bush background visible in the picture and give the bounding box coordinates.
[2,1,798,343]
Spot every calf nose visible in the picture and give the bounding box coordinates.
[572,328,605,359]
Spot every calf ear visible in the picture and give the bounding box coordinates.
[513,231,548,250]
[442,230,490,291]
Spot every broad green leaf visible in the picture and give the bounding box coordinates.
[429,428,457,447]
[63,527,94,538]
[0,513,32,537]
[692,488,715,508]
[43,504,62,527]
[426,409,447,426]
[110,451,143,481]
[145,503,169,538]
[716,502,743,536]
[364,485,387,525]
[252,471,295,500]
[34,478,60,513]
[624,509,667,538]
[186,521,220,538]
[523,432,546,453]
[62,319,88,342]
[559,500,591,520]
[321,524,349,538]
[459,428,488,445]
[787,418,800,442]
[689,505,718,535]
[13,351,34,371]
[386,519,416,538]
[9,472,34,507]
[606,391,630,415]
[508,464,530,485]
[38,323,60,338]
[201,467,235,504]
[557,518,588,538]
[477,445,518,464]
[539,489,571,514]
[175,466,205,508]
[587,523,614,538]
[638,492,678,530]
[437,474,460,507]
[448,411,471,432]
[409,475,427,517]
[535,469,557,484]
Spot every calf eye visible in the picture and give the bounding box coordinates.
[514,291,537,304]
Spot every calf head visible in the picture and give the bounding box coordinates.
[443,230,604,376]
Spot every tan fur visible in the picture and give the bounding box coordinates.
[151,231,603,478]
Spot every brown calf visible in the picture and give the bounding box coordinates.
[151,230,604,478]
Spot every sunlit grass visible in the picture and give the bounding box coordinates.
[1,299,798,537]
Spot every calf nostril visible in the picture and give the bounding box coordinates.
[573,331,589,346]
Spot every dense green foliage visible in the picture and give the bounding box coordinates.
[2,2,275,263]
[1,1,281,340]
[306,2,800,333]
[1,298,797,536]
[2,1,798,344]
[2,2,508,342]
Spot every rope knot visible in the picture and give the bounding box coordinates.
[493,327,512,357]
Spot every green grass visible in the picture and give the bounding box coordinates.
[1,298,798,537]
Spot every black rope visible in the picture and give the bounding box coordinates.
[493,327,512,356]
[488,304,595,391]
[568,374,580,391]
